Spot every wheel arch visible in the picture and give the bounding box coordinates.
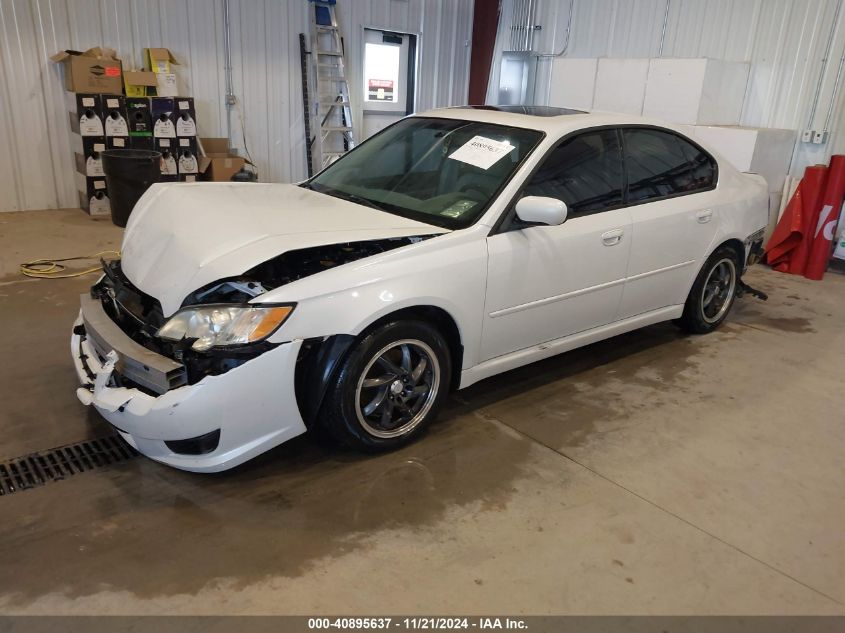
[710,237,746,272]
[293,304,465,427]
[358,305,464,392]
[678,238,744,334]
[680,237,746,316]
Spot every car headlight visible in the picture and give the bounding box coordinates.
[156,304,294,351]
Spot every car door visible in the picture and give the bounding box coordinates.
[481,128,632,361]
[617,128,720,319]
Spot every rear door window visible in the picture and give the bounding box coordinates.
[623,128,717,203]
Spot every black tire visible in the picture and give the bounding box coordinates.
[320,320,452,451]
[678,246,740,334]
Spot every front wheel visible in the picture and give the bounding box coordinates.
[678,246,739,334]
[320,320,452,451]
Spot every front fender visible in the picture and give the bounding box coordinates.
[260,230,488,371]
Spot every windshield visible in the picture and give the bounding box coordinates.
[305,117,544,229]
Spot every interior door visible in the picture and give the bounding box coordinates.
[481,129,632,361]
[362,29,416,139]
[617,128,721,318]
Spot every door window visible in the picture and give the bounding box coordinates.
[623,129,717,203]
[522,129,624,216]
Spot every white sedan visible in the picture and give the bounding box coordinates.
[72,105,768,472]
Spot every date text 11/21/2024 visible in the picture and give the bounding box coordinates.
[307,617,528,630]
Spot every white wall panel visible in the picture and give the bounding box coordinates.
[512,0,845,178]
[0,0,473,211]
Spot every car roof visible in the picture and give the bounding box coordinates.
[453,105,587,117]
[416,105,692,138]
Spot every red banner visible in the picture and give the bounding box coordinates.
[804,154,845,280]
[765,165,828,274]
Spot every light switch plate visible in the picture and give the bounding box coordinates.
[812,131,829,144]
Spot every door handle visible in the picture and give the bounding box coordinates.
[696,209,713,224]
[601,229,624,246]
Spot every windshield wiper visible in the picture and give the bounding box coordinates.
[324,188,390,212]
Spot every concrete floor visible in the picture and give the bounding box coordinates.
[0,208,843,615]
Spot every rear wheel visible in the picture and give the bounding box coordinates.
[678,246,739,334]
[320,320,451,451]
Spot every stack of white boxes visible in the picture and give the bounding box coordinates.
[174,97,198,181]
[68,93,110,217]
[594,58,650,116]
[641,58,749,125]
[548,58,598,111]
[548,57,796,237]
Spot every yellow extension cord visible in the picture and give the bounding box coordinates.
[20,251,121,279]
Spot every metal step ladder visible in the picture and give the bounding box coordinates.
[304,0,355,176]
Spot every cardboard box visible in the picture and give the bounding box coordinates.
[198,138,245,182]
[156,73,179,97]
[159,148,179,180]
[175,97,197,136]
[75,148,105,177]
[177,149,199,177]
[144,48,180,96]
[71,134,105,156]
[643,58,750,125]
[126,97,153,145]
[144,48,180,73]
[102,95,129,138]
[68,93,104,136]
[175,110,197,137]
[75,172,110,217]
[175,97,195,114]
[151,97,176,138]
[154,137,176,152]
[176,136,198,154]
[107,136,129,149]
[124,70,158,97]
[72,136,106,177]
[72,93,102,115]
[50,47,123,94]
[130,136,155,150]
[548,58,597,110]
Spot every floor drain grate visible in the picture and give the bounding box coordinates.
[0,434,138,496]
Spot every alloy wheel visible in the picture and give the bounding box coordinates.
[355,339,441,439]
[701,257,736,324]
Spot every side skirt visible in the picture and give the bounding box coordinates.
[458,305,684,389]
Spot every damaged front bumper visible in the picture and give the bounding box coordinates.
[71,298,307,473]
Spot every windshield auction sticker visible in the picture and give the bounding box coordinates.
[448,136,515,170]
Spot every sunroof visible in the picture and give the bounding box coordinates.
[457,105,586,116]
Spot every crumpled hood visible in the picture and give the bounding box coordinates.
[121,182,447,316]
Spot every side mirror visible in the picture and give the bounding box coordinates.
[514,196,568,226]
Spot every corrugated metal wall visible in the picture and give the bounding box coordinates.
[0,0,473,212]
[504,0,845,176]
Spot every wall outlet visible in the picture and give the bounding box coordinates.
[802,129,815,142]
[813,130,829,144]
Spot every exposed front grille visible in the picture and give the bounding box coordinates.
[0,435,138,496]
[97,260,166,340]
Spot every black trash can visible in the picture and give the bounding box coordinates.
[101,149,161,227]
